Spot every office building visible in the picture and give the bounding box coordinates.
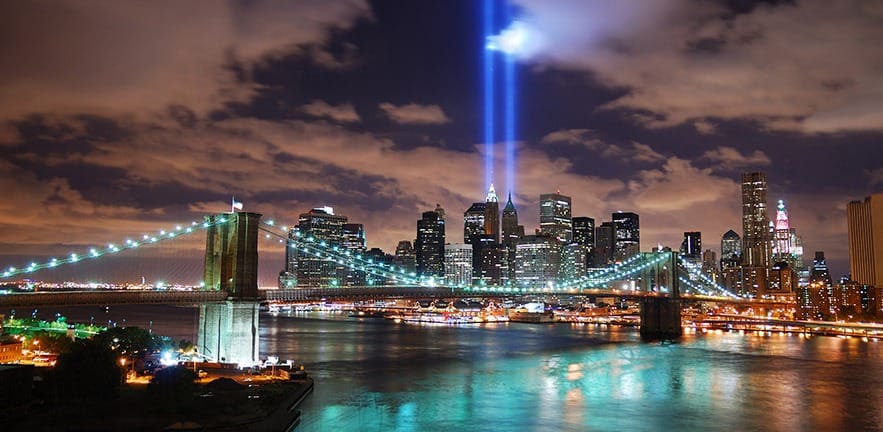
[514,234,559,289]
[484,184,500,243]
[572,217,595,267]
[539,192,572,243]
[594,222,615,267]
[613,212,640,262]
[416,206,445,279]
[444,243,473,286]
[287,207,348,287]
[464,202,487,244]
[847,194,883,287]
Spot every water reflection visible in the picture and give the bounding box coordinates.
[12,306,883,431]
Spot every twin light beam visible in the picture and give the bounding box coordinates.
[484,0,533,198]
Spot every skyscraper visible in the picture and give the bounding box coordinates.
[740,172,770,296]
[720,229,741,270]
[847,194,883,287]
[720,229,742,293]
[501,193,523,283]
[612,212,640,262]
[342,223,366,285]
[393,240,416,274]
[288,207,348,287]
[741,172,770,268]
[514,234,559,289]
[484,184,500,243]
[416,207,445,278]
[501,193,523,246]
[444,243,473,286]
[798,251,835,319]
[539,192,572,243]
[594,222,615,267]
[464,202,487,243]
[680,232,702,258]
[572,216,595,265]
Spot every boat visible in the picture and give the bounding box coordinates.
[508,310,556,323]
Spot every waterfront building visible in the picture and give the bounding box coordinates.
[416,206,445,279]
[444,243,473,286]
[768,261,796,295]
[613,212,640,262]
[594,222,615,267]
[539,192,572,243]
[797,251,836,319]
[514,234,559,289]
[847,194,883,287]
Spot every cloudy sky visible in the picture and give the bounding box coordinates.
[1,0,881,281]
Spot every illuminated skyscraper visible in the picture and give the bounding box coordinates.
[720,230,741,270]
[444,243,473,286]
[613,212,640,262]
[680,232,702,258]
[594,222,615,267]
[501,193,523,246]
[720,229,742,294]
[484,184,500,243]
[501,193,522,283]
[342,223,366,285]
[740,172,770,295]
[288,207,348,287]
[798,251,835,319]
[514,234,559,289]
[847,194,883,287]
[393,240,416,274]
[464,202,487,243]
[416,206,445,278]
[539,192,572,243]
[741,172,770,268]
[572,217,595,267]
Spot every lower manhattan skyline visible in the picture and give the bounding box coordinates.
[2,1,881,280]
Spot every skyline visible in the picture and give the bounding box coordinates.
[2,1,883,279]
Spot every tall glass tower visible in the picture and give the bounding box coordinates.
[741,172,770,268]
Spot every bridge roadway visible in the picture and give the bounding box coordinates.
[0,286,791,307]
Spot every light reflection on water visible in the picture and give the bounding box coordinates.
[14,306,883,431]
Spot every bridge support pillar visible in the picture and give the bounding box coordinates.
[197,300,260,367]
[639,297,682,340]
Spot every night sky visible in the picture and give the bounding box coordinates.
[1,0,881,280]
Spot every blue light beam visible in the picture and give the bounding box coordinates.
[483,0,495,192]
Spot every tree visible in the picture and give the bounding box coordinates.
[51,339,123,402]
[148,366,198,412]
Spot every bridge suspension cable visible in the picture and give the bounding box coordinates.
[1,216,233,280]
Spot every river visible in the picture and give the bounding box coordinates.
[10,305,883,431]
